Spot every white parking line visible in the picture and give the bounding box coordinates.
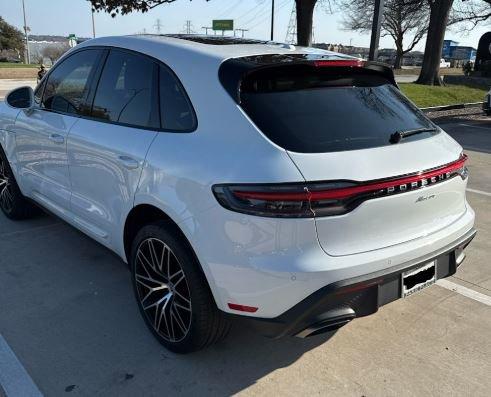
[459,123,491,131]
[0,334,43,397]
[437,279,491,307]
[467,188,491,197]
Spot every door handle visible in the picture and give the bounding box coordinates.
[117,155,140,170]
[48,133,65,144]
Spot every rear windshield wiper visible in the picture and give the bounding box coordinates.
[389,127,438,144]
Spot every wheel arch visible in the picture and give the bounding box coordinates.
[124,204,193,264]
[122,203,223,309]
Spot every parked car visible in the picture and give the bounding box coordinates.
[484,89,491,115]
[0,35,476,353]
[440,58,451,68]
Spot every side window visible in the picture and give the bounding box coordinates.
[42,49,101,115]
[91,49,159,129]
[159,66,196,131]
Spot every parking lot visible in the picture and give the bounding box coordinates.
[0,85,490,396]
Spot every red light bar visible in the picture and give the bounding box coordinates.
[228,303,259,313]
[310,154,467,201]
[233,155,467,202]
[313,59,365,68]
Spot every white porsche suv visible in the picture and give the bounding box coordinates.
[0,35,475,353]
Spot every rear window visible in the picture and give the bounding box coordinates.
[240,66,437,153]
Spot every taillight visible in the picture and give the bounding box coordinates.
[212,155,468,218]
[212,184,314,218]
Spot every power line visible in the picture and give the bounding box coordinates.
[241,1,271,27]
[246,0,289,32]
[216,0,242,18]
[235,1,267,21]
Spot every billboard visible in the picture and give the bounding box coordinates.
[212,20,234,31]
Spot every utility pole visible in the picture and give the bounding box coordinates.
[202,26,213,35]
[154,18,163,34]
[91,7,96,38]
[285,4,297,44]
[270,0,275,41]
[21,0,30,64]
[183,20,194,34]
[368,0,384,61]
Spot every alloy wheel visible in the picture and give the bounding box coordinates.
[134,238,192,343]
[0,156,14,213]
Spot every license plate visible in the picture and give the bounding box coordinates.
[401,261,436,298]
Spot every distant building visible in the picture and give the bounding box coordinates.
[442,40,477,62]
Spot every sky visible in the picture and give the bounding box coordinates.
[1,0,490,51]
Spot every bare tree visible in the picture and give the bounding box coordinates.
[417,0,490,85]
[337,0,429,68]
[41,45,69,64]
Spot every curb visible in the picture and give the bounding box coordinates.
[420,102,484,113]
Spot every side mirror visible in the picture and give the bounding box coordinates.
[5,86,34,110]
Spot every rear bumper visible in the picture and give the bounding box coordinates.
[228,228,476,339]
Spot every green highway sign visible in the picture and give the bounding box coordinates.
[212,19,234,31]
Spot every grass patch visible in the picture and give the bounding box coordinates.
[0,63,38,68]
[399,83,487,108]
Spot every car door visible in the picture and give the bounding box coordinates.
[13,49,103,215]
[67,49,159,246]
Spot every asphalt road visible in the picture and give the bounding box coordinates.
[0,93,490,395]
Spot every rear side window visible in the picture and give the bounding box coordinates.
[159,65,196,131]
[42,49,102,115]
[240,66,436,153]
[91,49,159,129]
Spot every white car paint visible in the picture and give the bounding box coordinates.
[0,36,475,320]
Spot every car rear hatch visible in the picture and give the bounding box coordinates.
[220,54,469,256]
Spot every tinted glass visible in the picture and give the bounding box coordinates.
[91,50,159,129]
[159,65,196,131]
[42,49,101,115]
[240,68,436,153]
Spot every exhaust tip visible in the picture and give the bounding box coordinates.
[295,308,356,338]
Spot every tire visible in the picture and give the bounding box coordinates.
[0,147,38,220]
[130,221,231,353]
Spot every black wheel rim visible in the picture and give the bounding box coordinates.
[0,156,14,213]
[135,238,192,343]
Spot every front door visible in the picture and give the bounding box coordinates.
[13,49,103,215]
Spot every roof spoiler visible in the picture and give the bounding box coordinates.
[218,54,397,103]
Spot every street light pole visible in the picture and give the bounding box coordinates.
[270,0,274,41]
[368,0,384,61]
[91,8,96,38]
[21,0,30,64]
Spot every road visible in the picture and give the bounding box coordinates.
[0,79,36,101]
[395,75,418,83]
[0,83,490,396]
